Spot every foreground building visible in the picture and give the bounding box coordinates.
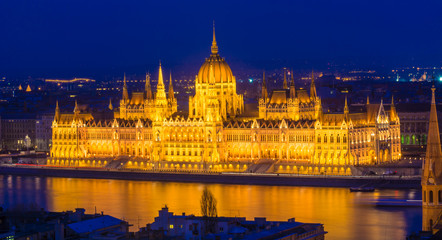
[49,27,401,175]
[139,206,326,240]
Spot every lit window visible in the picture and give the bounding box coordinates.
[169,224,174,229]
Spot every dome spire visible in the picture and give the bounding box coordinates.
[211,21,218,55]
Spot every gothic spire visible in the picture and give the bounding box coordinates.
[211,21,218,55]
[122,73,129,100]
[54,100,60,121]
[109,98,113,110]
[390,95,398,122]
[73,99,80,115]
[366,95,370,105]
[290,68,296,99]
[310,70,317,99]
[262,70,268,101]
[283,68,288,89]
[168,71,175,100]
[145,72,153,99]
[423,86,442,185]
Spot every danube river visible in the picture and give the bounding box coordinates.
[0,175,421,239]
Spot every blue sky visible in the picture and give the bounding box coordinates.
[1,0,441,77]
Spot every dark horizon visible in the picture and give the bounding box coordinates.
[1,0,442,79]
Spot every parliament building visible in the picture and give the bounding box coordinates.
[49,28,401,175]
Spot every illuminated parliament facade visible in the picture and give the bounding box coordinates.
[49,29,401,175]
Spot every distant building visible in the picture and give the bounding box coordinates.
[142,206,326,240]
[1,114,36,151]
[35,113,54,152]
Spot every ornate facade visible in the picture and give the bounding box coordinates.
[49,27,401,175]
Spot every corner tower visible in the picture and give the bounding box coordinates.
[422,85,442,232]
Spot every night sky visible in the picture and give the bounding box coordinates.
[1,0,442,78]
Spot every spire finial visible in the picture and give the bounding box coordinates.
[211,21,218,54]
[432,85,436,105]
[367,95,370,105]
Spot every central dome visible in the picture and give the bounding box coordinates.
[197,26,234,84]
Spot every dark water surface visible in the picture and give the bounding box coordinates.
[0,175,421,240]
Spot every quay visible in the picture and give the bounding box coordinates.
[0,165,420,189]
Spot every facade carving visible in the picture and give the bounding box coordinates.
[50,28,401,175]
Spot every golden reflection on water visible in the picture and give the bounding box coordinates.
[0,176,420,240]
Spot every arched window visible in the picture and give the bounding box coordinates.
[439,190,442,204]
[424,191,427,203]
[330,134,334,143]
[317,135,321,143]
[337,134,340,143]
[343,134,347,143]
[430,190,434,203]
[324,135,327,143]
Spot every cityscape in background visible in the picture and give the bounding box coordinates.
[2,0,442,239]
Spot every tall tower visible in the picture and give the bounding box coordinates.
[262,71,268,101]
[422,86,442,232]
[310,71,317,100]
[289,69,296,99]
[283,68,288,89]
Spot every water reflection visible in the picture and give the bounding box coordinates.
[0,175,421,240]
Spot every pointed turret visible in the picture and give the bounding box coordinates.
[145,72,153,99]
[262,71,268,101]
[18,85,23,91]
[168,71,175,100]
[155,62,167,100]
[122,73,129,101]
[390,95,398,122]
[290,68,296,99]
[109,98,113,110]
[73,100,80,116]
[54,100,60,122]
[283,68,288,89]
[26,85,32,92]
[211,21,218,55]
[344,96,349,121]
[366,95,370,105]
[310,71,317,99]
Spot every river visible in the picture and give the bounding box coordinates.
[0,175,421,239]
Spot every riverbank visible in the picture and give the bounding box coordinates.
[0,165,421,189]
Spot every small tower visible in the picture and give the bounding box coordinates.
[390,95,398,123]
[73,100,80,120]
[422,86,442,233]
[54,100,60,122]
[145,72,153,100]
[261,71,268,101]
[122,73,129,102]
[283,68,288,89]
[290,68,296,99]
[344,96,349,121]
[108,98,113,110]
[168,71,175,101]
[310,71,317,99]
